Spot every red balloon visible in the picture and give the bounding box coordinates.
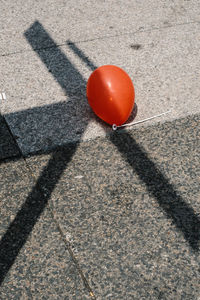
[86,65,135,126]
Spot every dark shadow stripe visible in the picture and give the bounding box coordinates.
[67,40,97,71]
[68,39,200,251]
[0,21,199,289]
[0,21,89,285]
[0,146,76,284]
[110,131,200,251]
[24,21,86,95]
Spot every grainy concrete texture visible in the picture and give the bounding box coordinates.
[25,114,200,299]
[0,0,200,299]
[0,158,91,299]
[0,3,200,154]
[1,0,200,55]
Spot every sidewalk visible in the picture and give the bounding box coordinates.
[0,1,200,299]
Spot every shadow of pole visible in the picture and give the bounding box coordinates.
[67,38,200,251]
[110,131,200,251]
[0,20,199,286]
[67,40,97,71]
[0,21,90,284]
[0,147,76,283]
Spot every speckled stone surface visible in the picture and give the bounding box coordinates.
[1,21,200,155]
[0,158,92,299]
[26,114,200,299]
[1,0,200,55]
[0,114,20,160]
[1,0,200,297]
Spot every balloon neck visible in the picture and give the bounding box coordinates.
[112,124,118,131]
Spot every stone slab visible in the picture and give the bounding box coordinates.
[26,115,200,299]
[1,22,200,155]
[1,0,200,55]
[0,158,92,299]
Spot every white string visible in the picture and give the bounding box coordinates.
[112,110,171,131]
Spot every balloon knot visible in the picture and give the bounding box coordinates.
[112,124,117,131]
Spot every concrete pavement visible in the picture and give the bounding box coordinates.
[0,0,200,299]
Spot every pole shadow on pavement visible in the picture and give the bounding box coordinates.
[0,21,90,285]
[67,37,200,252]
[0,20,199,286]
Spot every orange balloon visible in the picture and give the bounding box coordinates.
[86,65,135,126]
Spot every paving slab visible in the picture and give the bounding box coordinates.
[0,157,92,299]
[1,0,200,55]
[1,1,200,299]
[26,114,200,299]
[0,114,20,160]
[1,22,200,155]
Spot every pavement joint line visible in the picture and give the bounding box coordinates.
[25,158,97,299]
[1,116,96,298]
[1,19,199,295]
[69,20,200,45]
[0,42,67,58]
[47,200,97,300]
[0,20,199,58]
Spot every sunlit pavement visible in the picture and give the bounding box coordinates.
[0,1,200,299]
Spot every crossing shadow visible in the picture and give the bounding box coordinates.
[0,20,199,285]
[0,20,90,284]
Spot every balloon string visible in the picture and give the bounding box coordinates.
[112,110,171,131]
